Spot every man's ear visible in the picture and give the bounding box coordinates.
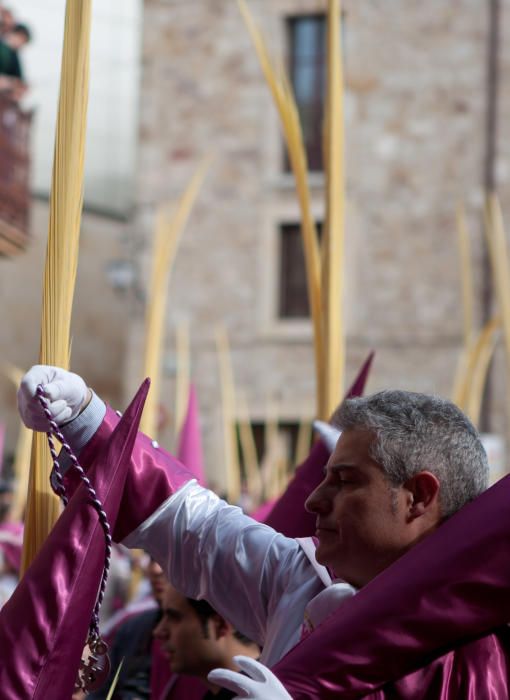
[403,471,440,520]
[212,613,230,640]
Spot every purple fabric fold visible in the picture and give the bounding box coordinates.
[272,473,510,698]
[261,440,329,537]
[0,379,150,699]
[150,636,172,700]
[65,403,193,543]
[177,384,205,485]
[251,497,277,523]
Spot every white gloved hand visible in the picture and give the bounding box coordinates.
[313,419,341,453]
[208,656,292,700]
[17,365,89,431]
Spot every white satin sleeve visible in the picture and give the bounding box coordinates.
[123,481,325,663]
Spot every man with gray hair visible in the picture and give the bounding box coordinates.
[335,389,488,514]
[17,366,498,698]
[303,389,488,591]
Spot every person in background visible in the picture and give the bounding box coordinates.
[0,21,31,101]
[87,557,169,700]
[155,583,259,700]
[0,6,15,37]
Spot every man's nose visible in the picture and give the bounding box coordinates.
[305,482,331,514]
[153,619,166,639]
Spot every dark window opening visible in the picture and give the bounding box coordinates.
[278,221,322,318]
[286,14,326,172]
[285,13,345,173]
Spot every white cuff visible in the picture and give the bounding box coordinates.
[58,391,106,471]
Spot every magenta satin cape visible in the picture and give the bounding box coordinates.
[68,405,192,543]
[261,440,329,536]
[272,472,510,698]
[0,379,150,699]
[150,636,172,700]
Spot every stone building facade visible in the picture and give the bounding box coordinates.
[1,0,509,488]
[129,0,510,485]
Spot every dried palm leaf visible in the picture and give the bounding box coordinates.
[22,0,92,572]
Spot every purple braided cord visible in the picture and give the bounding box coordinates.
[36,384,112,641]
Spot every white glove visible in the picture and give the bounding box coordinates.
[17,365,89,431]
[313,419,341,453]
[208,656,292,700]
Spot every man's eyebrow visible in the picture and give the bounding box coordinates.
[323,463,358,475]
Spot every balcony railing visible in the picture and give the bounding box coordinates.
[0,96,32,256]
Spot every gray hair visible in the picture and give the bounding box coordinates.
[332,390,489,518]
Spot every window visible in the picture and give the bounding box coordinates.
[278,221,322,318]
[287,14,326,172]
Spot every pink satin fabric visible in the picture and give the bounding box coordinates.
[177,384,206,485]
[367,630,510,699]
[251,497,277,522]
[65,402,193,543]
[0,380,150,699]
[273,473,510,698]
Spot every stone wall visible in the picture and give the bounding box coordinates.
[129,0,510,487]
[0,200,133,462]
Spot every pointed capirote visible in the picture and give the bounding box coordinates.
[261,352,375,536]
[0,379,150,700]
[344,350,374,399]
[177,384,205,485]
[313,350,375,451]
[312,420,340,453]
[258,439,329,537]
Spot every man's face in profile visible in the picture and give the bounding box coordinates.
[306,428,414,588]
[154,585,218,678]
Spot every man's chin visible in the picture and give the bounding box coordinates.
[314,544,332,567]
[169,661,182,674]
[164,650,179,669]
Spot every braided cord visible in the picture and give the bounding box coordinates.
[36,384,112,641]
